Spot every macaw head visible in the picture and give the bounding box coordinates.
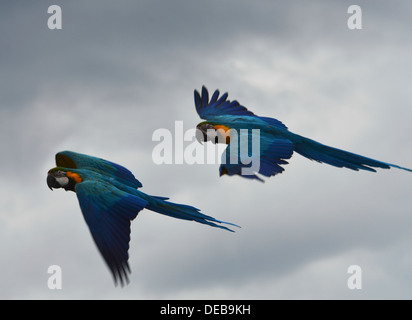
[47,167,82,192]
[196,122,230,144]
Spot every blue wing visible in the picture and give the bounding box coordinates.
[75,181,148,286]
[219,130,295,181]
[194,86,255,119]
[195,86,288,130]
[56,151,143,189]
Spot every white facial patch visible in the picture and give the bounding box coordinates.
[206,130,217,140]
[55,176,69,187]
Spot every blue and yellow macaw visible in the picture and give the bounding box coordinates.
[47,151,238,286]
[195,86,412,181]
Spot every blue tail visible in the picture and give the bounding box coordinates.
[146,196,239,232]
[293,134,412,173]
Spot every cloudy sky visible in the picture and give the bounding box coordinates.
[1,0,412,299]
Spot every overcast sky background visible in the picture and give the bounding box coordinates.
[1,1,412,299]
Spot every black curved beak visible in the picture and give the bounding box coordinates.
[47,174,60,191]
[195,128,206,144]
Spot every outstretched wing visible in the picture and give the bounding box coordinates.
[219,130,295,181]
[194,86,255,120]
[194,86,288,130]
[56,151,142,189]
[75,180,148,286]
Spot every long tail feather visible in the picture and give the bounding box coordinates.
[146,197,240,232]
[293,134,412,172]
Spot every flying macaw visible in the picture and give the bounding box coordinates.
[195,86,412,181]
[47,151,238,286]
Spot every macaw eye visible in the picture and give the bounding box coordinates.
[205,129,219,144]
